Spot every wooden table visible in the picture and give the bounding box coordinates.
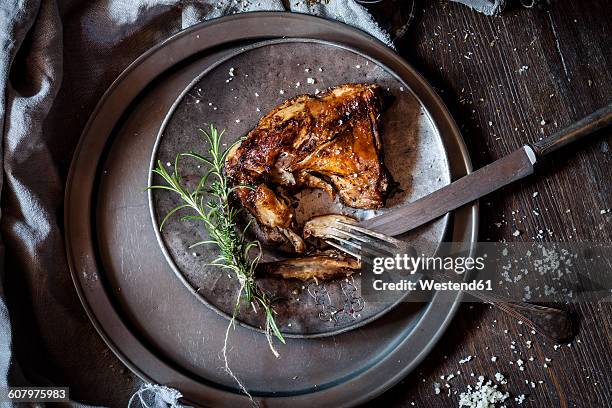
[42,3,610,407]
[364,1,612,406]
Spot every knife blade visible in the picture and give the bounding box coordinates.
[360,145,537,236]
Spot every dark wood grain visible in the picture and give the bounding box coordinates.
[363,0,612,406]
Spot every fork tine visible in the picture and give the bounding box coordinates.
[325,239,381,267]
[325,239,361,260]
[336,221,403,247]
[330,226,369,243]
[359,239,397,259]
[332,223,399,258]
[327,234,396,260]
[329,235,362,250]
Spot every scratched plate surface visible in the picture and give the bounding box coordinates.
[150,39,451,337]
[71,13,476,405]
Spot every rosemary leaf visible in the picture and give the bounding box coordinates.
[151,124,285,347]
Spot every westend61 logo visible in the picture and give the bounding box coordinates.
[371,253,486,275]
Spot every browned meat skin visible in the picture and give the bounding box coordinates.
[258,250,361,282]
[226,83,390,253]
[303,214,357,239]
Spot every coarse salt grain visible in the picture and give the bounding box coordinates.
[458,376,509,408]
[459,355,473,364]
[494,373,507,384]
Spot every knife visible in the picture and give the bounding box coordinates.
[361,102,612,236]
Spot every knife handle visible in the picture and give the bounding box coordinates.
[530,102,612,156]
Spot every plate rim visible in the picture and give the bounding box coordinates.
[147,36,453,339]
[64,12,479,407]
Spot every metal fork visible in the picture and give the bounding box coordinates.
[325,221,574,342]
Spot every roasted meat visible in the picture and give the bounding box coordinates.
[226,83,390,254]
[258,250,361,282]
[303,214,358,239]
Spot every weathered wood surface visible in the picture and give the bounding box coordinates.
[366,0,612,406]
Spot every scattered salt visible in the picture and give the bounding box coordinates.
[458,376,509,408]
[459,355,473,364]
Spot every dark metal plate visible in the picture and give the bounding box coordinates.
[150,38,451,337]
[65,12,478,407]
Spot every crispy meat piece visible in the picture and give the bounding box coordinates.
[303,214,358,239]
[259,250,361,282]
[226,83,390,253]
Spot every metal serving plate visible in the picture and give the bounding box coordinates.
[149,38,451,337]
[65,12,477,407]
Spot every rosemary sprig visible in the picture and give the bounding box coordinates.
[149,125,285,352]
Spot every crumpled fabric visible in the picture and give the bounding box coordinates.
[451,0,507,15]
[128,385,184,408]
[0,0,390,406]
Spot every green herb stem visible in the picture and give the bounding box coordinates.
[149,125,285,350]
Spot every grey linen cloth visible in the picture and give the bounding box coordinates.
[0,0,502,407]
[451,0,507,15]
